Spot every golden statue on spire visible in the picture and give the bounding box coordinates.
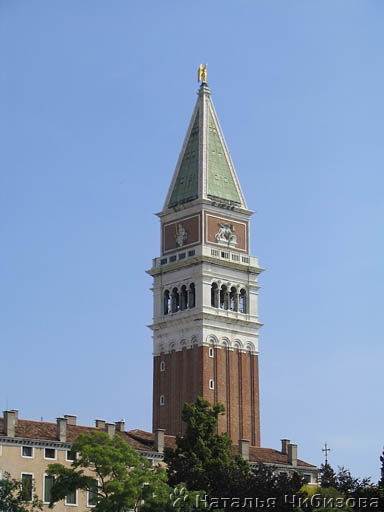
[198,63,208,84]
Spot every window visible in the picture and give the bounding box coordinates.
[169,255,177,263]
[87,480,98,507]
[65,489,78,506]
[44,448,56,460]
[239,289,247,313]
[160,361,165,372]
[160,258,167,265]
[178,252,186,260]
[163,290,170,315]
[230,286,237,311]
[44,475,55,504]
[180,285,188,311]
[21,446,33,458]
[279,471,289,477]
[211,283,218,308]
[66,450,77,462]
[209,379,214,390]
[160,395,165,406]
[209,347,214,358]
[189,283,195,308]
[303,474,312,483]
[188,250,195,257]
[220,285,228,310]
[21,473,33,501]
[171,288,179,313]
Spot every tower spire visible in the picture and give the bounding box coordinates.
[163,72,247,211]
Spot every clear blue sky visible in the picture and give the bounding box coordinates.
[1,0,383,482]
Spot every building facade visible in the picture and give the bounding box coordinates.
[0,409,318,511]
[149,80,263,446]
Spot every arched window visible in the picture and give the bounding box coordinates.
[163,290,170,315]
[230,286,237,311]
[220,285,228,310]
[239,288,247,313]
[180,285,188,311]
[171,287,179,313]
[211,283,218,308]
[160,395,165,406]
[189,283,195,308]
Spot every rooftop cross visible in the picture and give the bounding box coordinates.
[322,442,331,464]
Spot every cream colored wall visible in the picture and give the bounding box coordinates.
[0,444,92,511]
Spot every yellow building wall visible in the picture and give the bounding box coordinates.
[0,444,92,511]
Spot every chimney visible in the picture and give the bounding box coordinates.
[281,439,290,455]
[64,415,77,426]
[9,409,19,421]
[288,443,298,466]
[154,429,165,454]
[57,417,67,442]
[239,439,250,461]
[95,419,106,429]
[3,410,18,437]
[105,422,115,438]
[115,420,125,432]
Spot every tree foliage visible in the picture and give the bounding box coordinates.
[164,397,246,497]
[379,447,384,488]
[47,430,169,512]
[164,397,305,510]
[319,463,337,488]
[318,462,384,512]
[0,472,43,512]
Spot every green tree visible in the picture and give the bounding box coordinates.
[164,397,248,498]
[319,463,337,488]
[379,447,384,488]
[243,464,305,512]
[299,485,352,512]
[164,397,307,511]
[335,466,371,494]
[47,430,169,512]
[141,482,207,512]
[0,472,43,512]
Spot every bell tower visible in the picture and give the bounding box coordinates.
[148,72,263,447]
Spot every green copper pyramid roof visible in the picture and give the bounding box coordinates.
[164,84,247,211]
[207,111,241,204]
[168,113,199,208]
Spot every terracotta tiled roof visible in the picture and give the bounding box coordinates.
[127,430,315,468]
[232,445,316,468]
[0,418,315,468]
[126,429,176,451]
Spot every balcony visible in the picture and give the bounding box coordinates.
[151,245,260,270]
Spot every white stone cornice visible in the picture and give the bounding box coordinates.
[0,436,72,450]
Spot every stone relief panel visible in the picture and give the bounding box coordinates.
[163,214,201,254]
[205,213,248,253]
